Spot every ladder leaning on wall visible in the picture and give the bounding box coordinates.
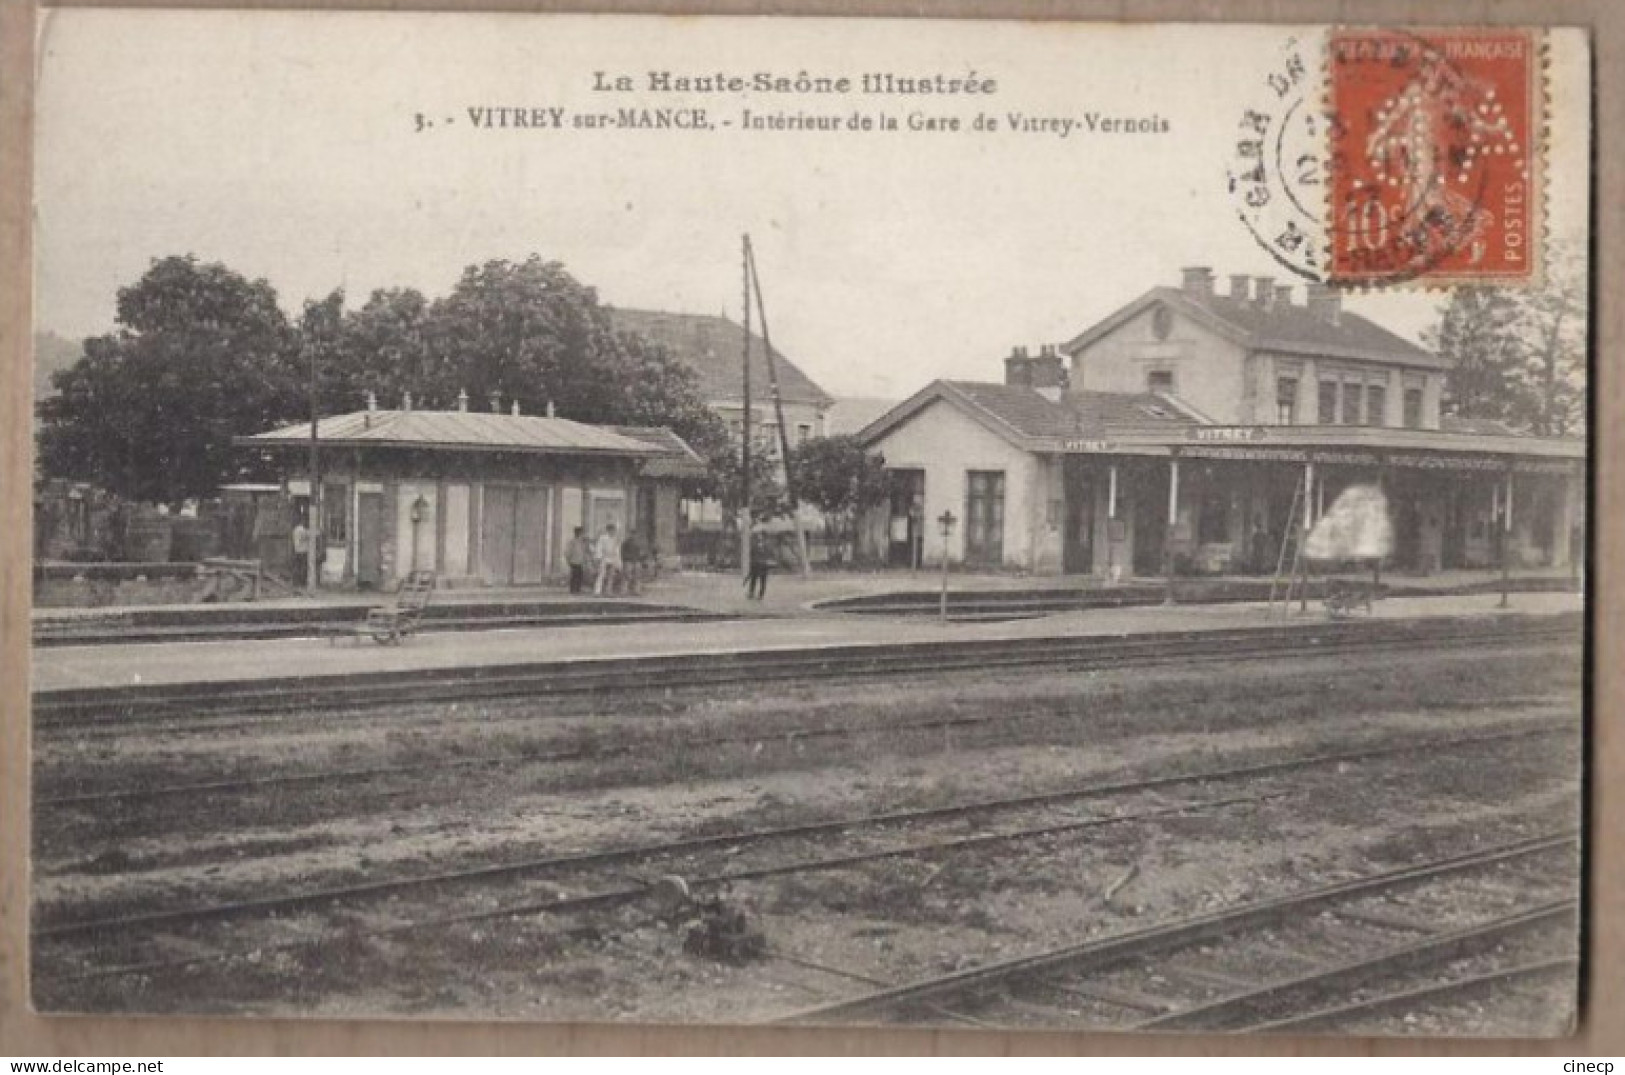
[1268,479,1307,616]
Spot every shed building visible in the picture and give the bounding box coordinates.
[239,403,702,589]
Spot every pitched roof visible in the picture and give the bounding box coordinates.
[240,409,668,457]
[858,380,1199,451]
[606,307,833,407]
[608,425,709,479]
[824,397,899,437]
[1064,286,1448,370]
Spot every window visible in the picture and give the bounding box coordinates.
[1318,381,1338,424]
[1341,381,1361,425]
[1147,369,1174,394]
[1366,385,1386,426]
[796,423,813,446]
[1276,378,1298,424]
[322,483,348,543]
[1404,388,1424,428]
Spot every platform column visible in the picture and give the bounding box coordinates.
[1164,452,1179,605]
[1299,459,1314,613]
[1499,463,1514,608]
[1106,463,1118,580]
[1373,459,1386,588]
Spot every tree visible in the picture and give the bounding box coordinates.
[1423,248,1590,436]
[1515,242,1587,436]
[37,256,301,504]
[790,434,888,561]
[700,434,790,525]
[1425,286,1532,423]
[321,287,435,410]
[37,251,764,509]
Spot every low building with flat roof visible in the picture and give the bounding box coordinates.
[239,397,700,589]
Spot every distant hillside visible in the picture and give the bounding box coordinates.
[33,331,83,401]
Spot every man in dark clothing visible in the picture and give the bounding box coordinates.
[620,532,645,595]
[565,526,591,594]
[745,530,772,600]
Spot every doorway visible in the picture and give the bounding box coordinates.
[964,470,1006,567]
[1062,459,1094,574]
[355,491,383,589]
[886,469,925,568]
[480,484,552,585]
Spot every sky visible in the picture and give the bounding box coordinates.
[33,13,1591,400]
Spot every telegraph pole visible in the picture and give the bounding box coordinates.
[306,337,321,593]
[745,237,812,577]
[740,236,753,580]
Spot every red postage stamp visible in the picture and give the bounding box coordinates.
[1328,27,1542,286]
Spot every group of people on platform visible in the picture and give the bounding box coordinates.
[565,522,655,596]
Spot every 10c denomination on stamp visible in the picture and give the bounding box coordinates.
[1327,27,1542,287]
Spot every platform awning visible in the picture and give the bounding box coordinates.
[1049,424,1586,472]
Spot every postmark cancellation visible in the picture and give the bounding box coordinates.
[1231,27,1546,291]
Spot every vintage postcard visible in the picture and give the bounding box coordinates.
[28,11,1590,1037]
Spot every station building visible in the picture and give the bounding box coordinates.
[239,397,704,589]
[856,268,1586,577]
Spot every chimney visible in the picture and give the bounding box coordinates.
[489,390,502,413]
[456,387,469,412]
[1005,345,1067,392]
[1253,276,1275,306]
[1306,282,1343,325]
[1004,345,1032,387]
[1228,274,1250,300]
[545,400,557,418]
[1180,266,1215,299]
[1274,284,1294,308]
[365,390,378,413]
[402,390,413,412]
[511,400,521,416]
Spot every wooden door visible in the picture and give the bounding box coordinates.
[1062,461,1093,575]
[513,487,550,584]
[480,485,518,584]
[355,491,383,589]
[964,470,1005,566]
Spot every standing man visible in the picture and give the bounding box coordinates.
[566,526,591,595]
[594,522,622,596]
[290,511,311,589]
[745,528,772,601]
[620,529,645,596]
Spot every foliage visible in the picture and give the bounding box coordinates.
[701,435,791,524]
[37,256,301,505]
[789,434,888,557]
[1424,245,1588,436]
[1426,287,1531,424]
[1516,243,1587,436]
[39,254,741,503]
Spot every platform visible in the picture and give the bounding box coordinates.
[30,590,1585,696]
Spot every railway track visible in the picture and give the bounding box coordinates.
[34,723,1571,981]
[33,675,1568,811]
[33,612,1580,727]
[774,831,1580,1028]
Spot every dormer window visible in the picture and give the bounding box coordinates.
[1147,369,1175,394]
